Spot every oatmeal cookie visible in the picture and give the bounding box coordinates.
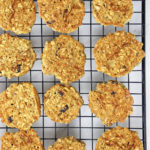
[48,136,85,150]
[92,0,133,27]
[0,82,41,130]
[95,126,143,150]
[89,80,134,126]
[42,35,86,84]
[38,0,85,33]
[0,33,36,79]
[1,129,44,150]
[93,31,145,77]
[44,84,83,124]
[0,0,36,34]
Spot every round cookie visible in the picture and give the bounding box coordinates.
[44,84,83,124]
[0,33,36,79]
[38,0,85,33]
[49,136,85,150]
[93,31,145,77]
[95,126,143,150]
[0,82,41,130]
[1,129,44,150]
[89,80,134,126]
[0,0,36,34]
[42,35,86,84]
[92,0,133,27]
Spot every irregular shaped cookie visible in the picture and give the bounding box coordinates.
[0,82,41,130]
[93,31,145,77]
[0,33,36,79]
[42,35,86,84]
[92,0,133,27]
[1,129,44,150]
[95,126,143,150]
[49,136,85,150]
[89,80,134,126]
[44,84,83,124]
[38,0,85,33]
[0,0,36,34]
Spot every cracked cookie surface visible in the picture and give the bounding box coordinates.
[49,136,85,150]
[38,0,85,33]
[89,81,134,126]
[0,0,36,34]
[93,31,145,77]
[95,126,143,150]
[0,33,36,79]
[92,0,133,27]
[44,84,83,124]
[1,129,44,150]
[0,82,41,130]
[42,35,86,84]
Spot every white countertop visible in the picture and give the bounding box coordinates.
[146,0,149,148]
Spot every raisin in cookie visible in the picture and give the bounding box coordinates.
[38,0,85,33]
[0,33,36,79]
[1,129,44,150]
[0,83,41,130]
[89,80,134,126]
[44,84,83,124]
[42,35,86,84]
[95,126,143,150]
[93,0,133,27]
[0,0,36,34]
[49,136,85,150]
[93,31,145,77]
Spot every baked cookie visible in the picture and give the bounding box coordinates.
[0,0,36,34]
[95,126,143,150]
[44,84,83,124]
[92,0,133,27]
[1,129,44,150]
[48,136,85,150]
[0,33,36,79]
[93,31,145,77]
[42,35,86,84]
[38,0,85,33]
[89,80,134,126]
[0,82,41,130]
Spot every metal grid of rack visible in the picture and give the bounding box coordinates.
[0,0,146,149]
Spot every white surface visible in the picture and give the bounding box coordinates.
[146,0,150,148]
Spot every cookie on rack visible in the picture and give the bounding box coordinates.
[48,136,85,150]
[0,0,36,34]
[42,35,86,84]
[89,80,134,126]
[0,33,36,79]
[95,126,143,150]
[0,82,41,130]
[44,84,83,124]
[93,31,145,77]
[92,0,133,27]
[37,0,85,33]
[1,129,44,150]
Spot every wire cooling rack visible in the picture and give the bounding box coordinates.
[0,0,146,149]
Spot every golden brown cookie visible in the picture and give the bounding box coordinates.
[0,82,41,130]
[95,126,143,150]
[48,136,85,150]
[0,33,36,79]
[1,129,44,150]
[44,84,83,124]
[92,0,133,27]
[89,80,134,126]
[42,35,86,84]
[38,0,85,33]
[93,31,145,77]
[0,0,36,34]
